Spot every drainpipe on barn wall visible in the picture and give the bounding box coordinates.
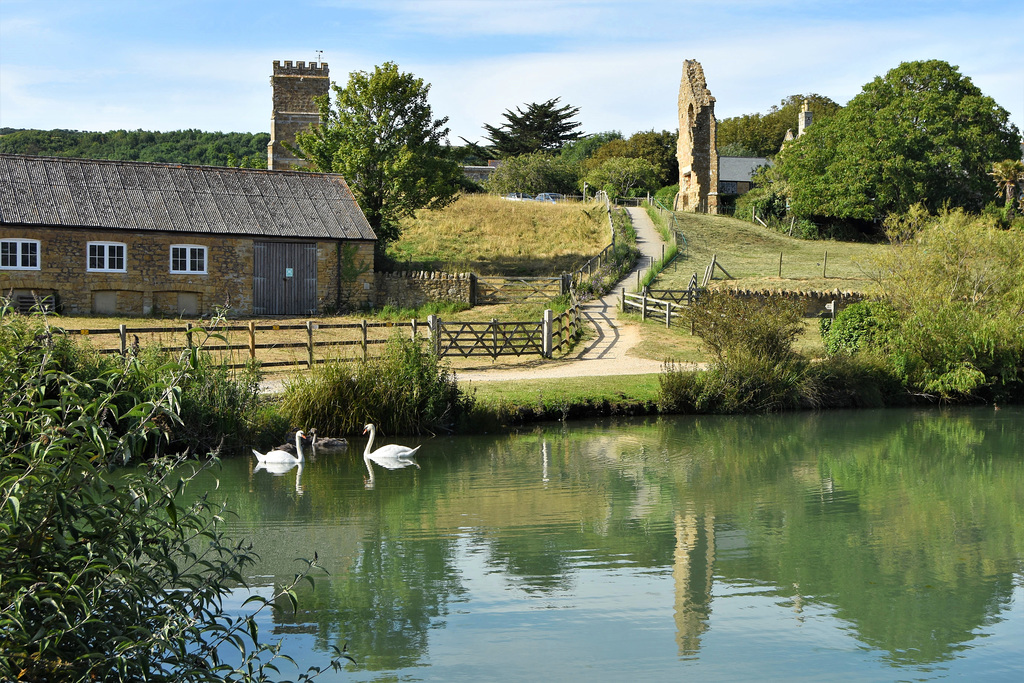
[336,241,342,312]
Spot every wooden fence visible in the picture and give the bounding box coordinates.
[52,320,429,370]
[51,300,587,370]
[474,276,566,304]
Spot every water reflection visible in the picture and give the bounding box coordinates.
[193,407,1024,680]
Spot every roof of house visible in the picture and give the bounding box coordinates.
[0,154,376,241]
[718,156,771,183]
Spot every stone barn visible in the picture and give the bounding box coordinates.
[0,154,376,317]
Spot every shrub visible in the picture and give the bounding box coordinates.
[689,293,804,369]
[820,300,901,356]
[280,335,474,436]
[0,302,343,681]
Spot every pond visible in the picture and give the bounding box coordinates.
[196,407,1024,681]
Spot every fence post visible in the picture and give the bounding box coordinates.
[641,292,648,321]
[427,314,439,355]
[185,324,193,349]
[491,318,498,360]
[543,309,553,358]
[411,318,417,341]
[248,321,256,359]
[306,320,314,369]
[823,250,828,278]
[361,319,368,361]
[620,287,625,312]
[666,302,672,329]
[779,252,783,278]
[119,324,127,355]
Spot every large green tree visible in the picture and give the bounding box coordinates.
[482,98,583,157]
[586,130,678,187]
[294,62,462,248]
[776,60,1021,222]
[717,94,841,158]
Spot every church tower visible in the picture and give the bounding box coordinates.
[267,60,330,170]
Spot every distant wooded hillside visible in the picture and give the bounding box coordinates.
[0,128,269,168]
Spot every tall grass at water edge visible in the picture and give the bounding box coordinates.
[279,336,475,437]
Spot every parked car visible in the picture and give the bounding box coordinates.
[501,192,534,201]
[534,193,564,203]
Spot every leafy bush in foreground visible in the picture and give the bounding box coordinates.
[0,304,344,681]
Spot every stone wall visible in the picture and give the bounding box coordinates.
[0,226,372,317]
[268,60,329,170]
[374,271,473,309]
[676,60,719,214]
[715,287,865,317]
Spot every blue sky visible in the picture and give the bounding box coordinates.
[1,0,1021,145]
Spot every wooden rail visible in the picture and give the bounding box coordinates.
[621,290,696,330]
[50,303,588,370]
[474,276,565,304]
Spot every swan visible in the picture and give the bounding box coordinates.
[362,423,420,486]
[276,430,312,455]
[252,429,307,465]
[309,428,348,450]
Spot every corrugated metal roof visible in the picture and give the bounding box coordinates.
[0,154,376,241]
[718,156,771,183]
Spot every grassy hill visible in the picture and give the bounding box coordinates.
[389,194,611,275]
[651,210,887,294]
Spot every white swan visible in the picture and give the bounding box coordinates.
[362,423,420,486]
[252,429,307,465]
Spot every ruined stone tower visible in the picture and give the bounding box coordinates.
[267,60,330,170]
[676,60,719,214]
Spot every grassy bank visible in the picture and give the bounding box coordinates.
[652,211,887,293]
[467,374,662,427]
[388,193,611,275]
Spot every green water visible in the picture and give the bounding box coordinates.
[199,407,1024,681]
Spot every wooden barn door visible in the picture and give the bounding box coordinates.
[253,242,318,315]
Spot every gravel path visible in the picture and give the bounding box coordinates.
[455,206,668,383]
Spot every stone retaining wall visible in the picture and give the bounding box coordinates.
[375,271,473,308]
[717,287,865,317]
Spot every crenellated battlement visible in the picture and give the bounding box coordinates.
[272,60,329,76]
[269,59,330,170]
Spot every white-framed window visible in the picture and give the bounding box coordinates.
[0,239,41,270]
[170,244,207,274]
[86,242,127,272]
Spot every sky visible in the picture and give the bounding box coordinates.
[1,0,1022,145]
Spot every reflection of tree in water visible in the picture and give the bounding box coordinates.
[323,535,464,671]
[661,408,1024,667]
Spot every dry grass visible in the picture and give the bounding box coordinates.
[388,194,610,275]
[655,212,888,294]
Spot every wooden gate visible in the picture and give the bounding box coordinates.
[253,242,318,315]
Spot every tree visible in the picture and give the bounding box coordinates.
[559,131,623,165]
[584,156,658,199]
[0,306,346,680]
[776,60,1022,222]
[989,159,1024,220]
[294,62,462,249]
[485,152,580,196]
[482,98,583,157]
[717,94,841,158]
[586,130,678,187]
